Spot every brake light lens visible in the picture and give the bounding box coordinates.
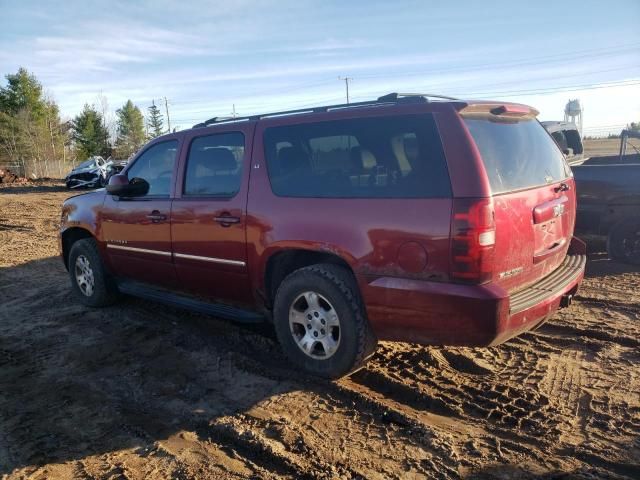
[451,198,495,284]
[489,104,531,116]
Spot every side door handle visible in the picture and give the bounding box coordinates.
[146,210,167,223]
[214,214,241,227]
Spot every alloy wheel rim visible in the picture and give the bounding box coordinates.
[74,254,95,297]
[289,291,341,360]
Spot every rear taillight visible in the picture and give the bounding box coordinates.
[451,198,495,284]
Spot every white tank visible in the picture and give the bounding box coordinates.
[565,99,582,117]
[564,99,583,137]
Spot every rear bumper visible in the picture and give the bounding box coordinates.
[358,237,587,347]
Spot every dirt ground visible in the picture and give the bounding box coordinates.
[583,137,638,157]
[1,183,639,480]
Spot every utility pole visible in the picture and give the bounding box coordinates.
[339,76,352,104]
[163,97,171,132]
[231,104,237,118]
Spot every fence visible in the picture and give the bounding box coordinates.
[0,161,25,178]
[0,159,73,179]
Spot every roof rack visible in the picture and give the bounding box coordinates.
[192,92,459,128]
[377,92,459,102]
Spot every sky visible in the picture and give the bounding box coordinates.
[1,0,639,136]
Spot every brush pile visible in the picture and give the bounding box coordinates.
[0,168,29,184]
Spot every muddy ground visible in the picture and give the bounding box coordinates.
[0,183,639,480]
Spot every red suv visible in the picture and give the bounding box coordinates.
[60,93,586,378]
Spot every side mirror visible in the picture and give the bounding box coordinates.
[106,174,149,197]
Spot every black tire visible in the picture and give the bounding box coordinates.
[607,219,640,265]
[68,238,120,307]
[273,264,377,379]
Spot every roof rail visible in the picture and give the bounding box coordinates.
[192,92,457,128]
[377,92,458,102]
[193,116,252,128]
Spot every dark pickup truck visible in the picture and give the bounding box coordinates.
[571,130,640,264]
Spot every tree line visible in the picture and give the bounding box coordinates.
[0,68,167,178]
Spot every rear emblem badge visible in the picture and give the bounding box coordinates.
[499,267,524,279]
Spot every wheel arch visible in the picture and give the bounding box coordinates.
[263,248,356,309]
[61,227,95,270]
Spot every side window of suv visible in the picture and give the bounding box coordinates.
[263,114,451,198]
[184,132,245,197]
[125,140,178,196]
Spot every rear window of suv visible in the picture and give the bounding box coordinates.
[464,118,570,194]
[263,114,451,198]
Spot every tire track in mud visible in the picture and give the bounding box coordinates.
[196,418,317,479]
[330,380,464,479]
[538,348,588,445]
[337,362,555,472]
[368,344,560,440]
[576,294,640,315]
[539,322,640,350]
[359,338,639,479]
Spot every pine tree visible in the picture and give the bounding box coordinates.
[0,68,68,177]
[114,100,145,158]
[0,68,47,119]
[147,101,164,138]
[71,104,111,160]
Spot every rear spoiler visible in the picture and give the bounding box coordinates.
[459,103,539,121]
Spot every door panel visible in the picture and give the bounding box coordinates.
[101,138,180,288]
[171,200,251,303]
[171,126,255,305]
[102,196,176,287]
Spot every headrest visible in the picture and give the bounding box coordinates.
[350,146,377,171]
[200,147,237,171]
[278,146,308,172]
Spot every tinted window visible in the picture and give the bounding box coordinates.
[551,131,568,151]
[184,132,244,196]
[464,119,570,194]
[126,140,178,196]
[264,114,451,198]
[564,129,583,154]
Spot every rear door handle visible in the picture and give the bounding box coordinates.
[214,215,240,226]
[146,210,167,223]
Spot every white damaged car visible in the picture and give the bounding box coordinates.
[65,156,126,189]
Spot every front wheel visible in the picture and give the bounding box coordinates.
[68,238,120,306]
[607,219,640,265]
[273,264,377,378]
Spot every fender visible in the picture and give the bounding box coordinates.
[59,191,107,269]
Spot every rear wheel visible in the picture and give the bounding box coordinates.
[607,219,640,265]
[273,264,377,378]
[68,238,120,306]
